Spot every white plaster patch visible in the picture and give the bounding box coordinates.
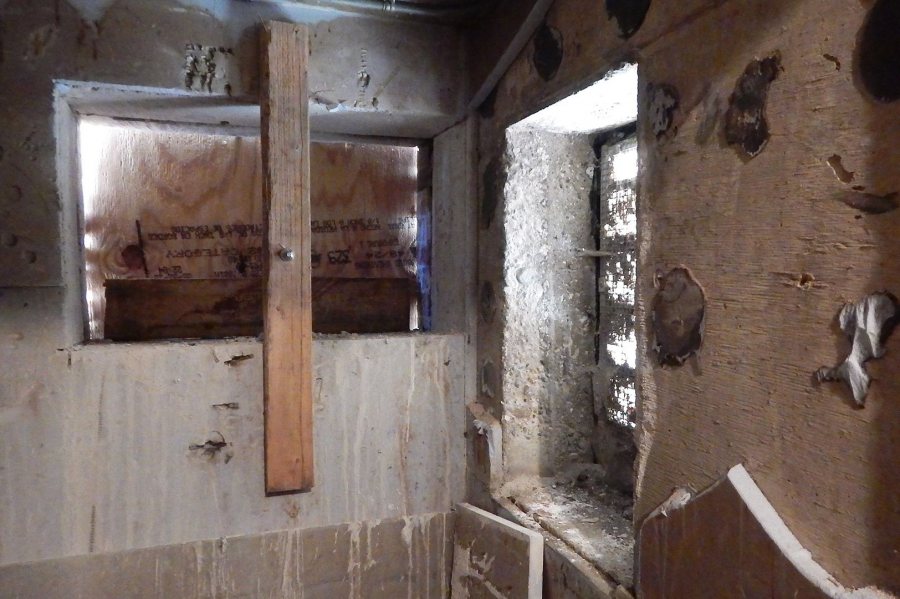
[816,292,898,406]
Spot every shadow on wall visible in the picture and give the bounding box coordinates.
[857,0,900,592]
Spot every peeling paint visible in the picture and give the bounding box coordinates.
[651,267,705,367]
[646,83,679,139]
[816,292,898,407]
[605,0,651,39]
[532,21,563,82]
[224,353,253,366]
[724,52,782,158]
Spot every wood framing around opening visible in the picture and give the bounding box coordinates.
[260,21,314,494]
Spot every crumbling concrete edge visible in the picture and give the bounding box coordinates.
[493,496,630,599]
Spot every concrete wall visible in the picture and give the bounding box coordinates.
[476,0,900,592]
[501,128,595,477]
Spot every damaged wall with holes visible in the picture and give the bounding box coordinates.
[0,0,468,593]
[475,0,900,594]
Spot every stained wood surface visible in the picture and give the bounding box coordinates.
[631,1,900,589]
[312,278,412,334]
[104,279,262,341]
[0,512,454,599]
[103,277,411,340]
[638,466,851,599]
[260,21,313,494]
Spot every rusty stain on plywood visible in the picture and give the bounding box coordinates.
[724,52,782,158]
[224,353,254,366]
[815,292,898,407]
[651,267,705,366]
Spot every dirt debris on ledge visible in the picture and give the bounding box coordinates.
[504,466,634,588]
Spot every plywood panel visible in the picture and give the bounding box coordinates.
[638,466,857,598]
[79,121,420,340]
[631,0,900,589]
[260,20,313,494]
[312,278,412,334]
[0,513,453,599]
[104,278,262,341]
[451,503,543,599]
[0,322,466,564]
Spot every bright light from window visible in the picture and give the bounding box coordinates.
[612,145,638,182]
[510,64,638,135]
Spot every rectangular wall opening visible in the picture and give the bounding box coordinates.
[500,63,639,588]
[76,116,429,342]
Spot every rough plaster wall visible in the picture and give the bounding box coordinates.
[0,0,464,286]
[477,0,900,591]
[501,128,595,477]
[0,512,454,599]
[0,308,466,566]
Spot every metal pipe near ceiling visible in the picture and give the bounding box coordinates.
[245,0,490,21]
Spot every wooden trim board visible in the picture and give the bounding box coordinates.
[637,465,888,598]
[260,21,314,494]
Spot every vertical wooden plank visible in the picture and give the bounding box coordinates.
[260,21,313,494]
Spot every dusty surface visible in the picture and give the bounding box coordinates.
[477,0,900,590]
[504,470,634,588]
[0,512,454,599]
[0,330,466,565]
[0,0,464,286]
[501,128,596,477]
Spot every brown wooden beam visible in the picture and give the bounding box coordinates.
[260,21,314,494]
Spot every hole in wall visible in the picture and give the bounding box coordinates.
[857,0,900,102]
[532,21,563,82]
[606,0,652,39]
